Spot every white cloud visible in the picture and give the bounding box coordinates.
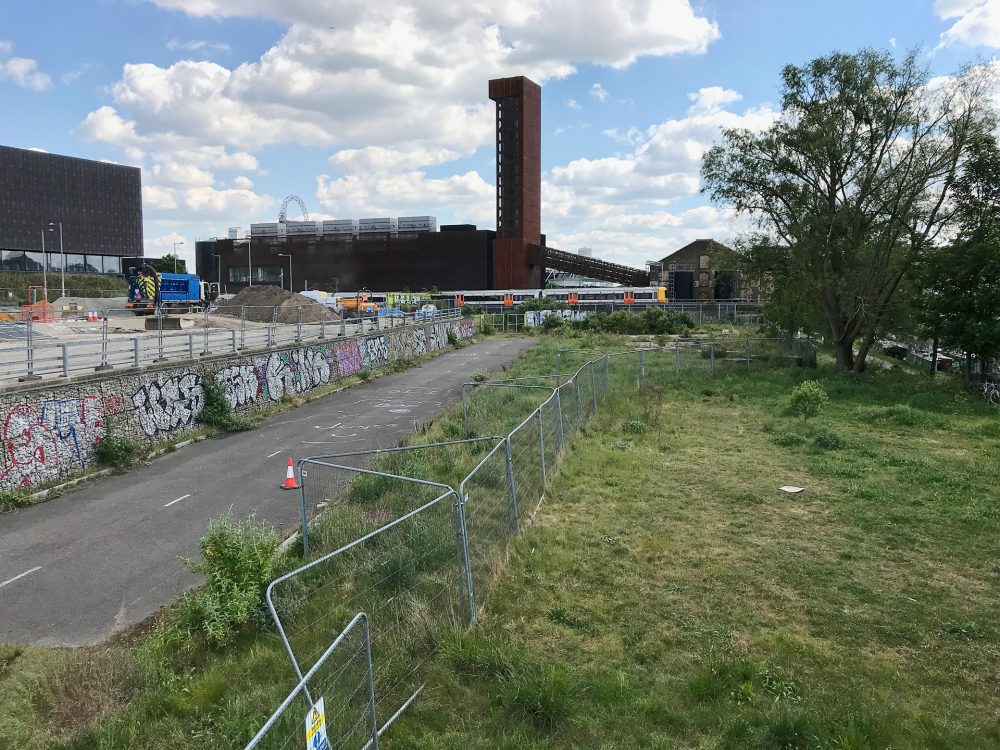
[567,98,581,110]
[686,86,742,114]
[889,37,897,48]
[935,0,1000,48]
[591,83,610,102]
[0,42,51,92]
[232,175,254,189]
[62,63,96,85]
[166,39,231,52]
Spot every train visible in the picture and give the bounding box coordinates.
[418,286,670,311]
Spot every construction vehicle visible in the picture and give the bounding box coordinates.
[126,264,207,315]
[334,292,379,318]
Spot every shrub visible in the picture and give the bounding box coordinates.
[0,489,33,512]
[447,328,461,347]
[95,427,141,470]
[612,439,634,451]
[622,419,648,434]
[480,317,496,336]
[772,432,805,447]
[540,313,566,332]
[472,369,489,383]
[861,404,924,427]
[172,515,279,647]
[200,378,254,431]
[789,380,828,421]
[813,431,844,450]
[575,309,694,335]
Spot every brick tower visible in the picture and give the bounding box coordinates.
[489,76,542,288]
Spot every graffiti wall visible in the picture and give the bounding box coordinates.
[523,309,590,327]
[0,319,476,491]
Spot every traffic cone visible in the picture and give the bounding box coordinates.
[280,457,299,490]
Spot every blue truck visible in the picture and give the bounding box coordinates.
[126,268,206,314]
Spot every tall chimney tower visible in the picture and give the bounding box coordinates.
[489,76,542,288]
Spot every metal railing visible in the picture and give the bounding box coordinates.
[0,307,464,382]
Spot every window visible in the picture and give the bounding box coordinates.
[228,265,282,283]
[700,254,710,269]
[64,254,87,272]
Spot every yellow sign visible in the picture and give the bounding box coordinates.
[305,697,331,750]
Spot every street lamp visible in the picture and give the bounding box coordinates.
[278,253,292,292]
[40,229,47,302]
[173,240,184,273]
[246,231,253,286]
[48,222,64,298]
[213,253,222,291]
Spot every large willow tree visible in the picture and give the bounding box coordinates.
[702,49,995,371]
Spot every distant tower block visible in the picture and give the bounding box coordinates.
[489,76,542,288]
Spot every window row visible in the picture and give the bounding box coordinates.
[0,251,121,275]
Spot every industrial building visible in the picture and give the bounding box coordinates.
[654,239,747,300]
[0,145,142,275]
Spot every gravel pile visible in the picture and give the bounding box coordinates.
[214,285,339,324]
[51,296,130,316]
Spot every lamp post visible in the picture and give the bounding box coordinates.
[49,222,65,298]
[213,253,222,292]
[246,232,253,287]
[278,253,292,292]
[173,240,184,273]
[40,230,48,303]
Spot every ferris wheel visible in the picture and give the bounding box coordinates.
[278,195,309,223]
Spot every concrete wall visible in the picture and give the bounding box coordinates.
[0,318,476,491]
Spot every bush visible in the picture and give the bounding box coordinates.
[95,427,141,470]
[611,439,634,451]
[540,314,566,332]
[472,369,489,383]
[622,419,648,434]
[813,431,844,450]
[479,317,496,336]
[172,515,279,647]
[447,328,461,347]
[789,380,828,421]
[574,309,694,336]
[200,377,254,431]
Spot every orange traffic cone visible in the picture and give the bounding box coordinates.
[280,457,299,490]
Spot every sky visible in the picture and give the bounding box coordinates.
[1,0,999,272]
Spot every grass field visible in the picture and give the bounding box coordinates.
[384,341,1000,749]
[1,332,997,749]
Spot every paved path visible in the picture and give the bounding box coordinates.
[0,337,534,646]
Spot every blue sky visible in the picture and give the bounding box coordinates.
[1,0,998,271]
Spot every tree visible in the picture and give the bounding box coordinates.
[702,49,995,372]
[147,254,187,274]
[916,134,1000,381]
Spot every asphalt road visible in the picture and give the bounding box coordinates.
[0,336,534,647]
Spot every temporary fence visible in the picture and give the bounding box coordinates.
[480,300,763,332]
[242,338,816,748]
[243,354,614,749]
[0,307,464,381]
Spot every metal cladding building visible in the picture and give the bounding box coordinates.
[0,145,143,275]
[197,75,548,293]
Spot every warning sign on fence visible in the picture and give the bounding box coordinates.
[305,697,331,750]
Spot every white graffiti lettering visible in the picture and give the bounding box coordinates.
[131,373,204,438]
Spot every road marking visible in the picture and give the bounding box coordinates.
[266,450,282,458]
[0,566,42,590]
[164,493,192,508]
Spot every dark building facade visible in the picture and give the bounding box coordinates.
[489,76,542,288]
[657,239,744,300]
[0,145,143,275]
[196,228,495,294]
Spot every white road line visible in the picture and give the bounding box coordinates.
[266,450,282,458]
[164,494,192,508]
[0,566,42,590]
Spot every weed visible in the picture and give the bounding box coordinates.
[813,431,844,450]
[546,605,591,631]
[198,378,254,432]
[941,620,979,637]
[772,432,805,447]
[480,318,496,336]
[443,631,517,679]
[168,515,279,648]
[94,427,141,470]
[472,368,489,383]
[359,369,371,381]
[611,439,634,450]
[447,329,461,348]
[0,488,33,512]
[790,380,829,421]
[622,419,649,434]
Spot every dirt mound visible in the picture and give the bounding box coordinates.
[214,285,339,324]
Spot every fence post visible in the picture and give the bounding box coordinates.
[746,337,751,369]
[240,306,247,349]
[555,349,561,376]
[156,311,164,361]
[710,342,716,377]
[603,354,609,393]
[538,409,547,486]
[319,319,326,340]
[504,438,520,533]
[60,342,69,377]
[639,349,645,386]
[267,326,274,348]
[295,307,302,342]
[590,362,597,411]
[299,469,310,557]
[202,307,210,356]
[675,341,681,381]
[230,329,237,352]
[340,317,346,337]
[133,337,140,368]
[453,491,476,624]
[361,615,380,750]
[554,387,565,454]
[462,385,470,435]
[187,332,194,359]
[96,315,112,371]
[575,376,583,420]
[23,313,38,380]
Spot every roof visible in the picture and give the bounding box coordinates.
[659,239,733,265]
